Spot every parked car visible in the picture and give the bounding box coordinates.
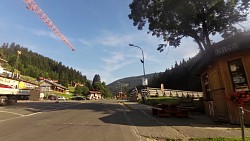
[48,94,57,100]
[73,96,85,100]
[57,96,66,101]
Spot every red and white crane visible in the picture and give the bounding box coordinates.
[23,0,75,51]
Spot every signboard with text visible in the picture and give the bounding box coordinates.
[142,78,148,86]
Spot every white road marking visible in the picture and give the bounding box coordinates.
[0,110,24,116]
[0,102,84,123]
[0,112,42,123]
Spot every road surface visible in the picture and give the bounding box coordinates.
[0,100,145,141]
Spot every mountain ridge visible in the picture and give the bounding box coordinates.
[107,72,161,94]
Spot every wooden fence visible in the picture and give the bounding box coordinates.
[141,87,203,99]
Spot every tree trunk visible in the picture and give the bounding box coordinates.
[194,38,205,52]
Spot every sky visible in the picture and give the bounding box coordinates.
[0,0,249,84]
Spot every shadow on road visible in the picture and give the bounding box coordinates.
[1,100,246,129]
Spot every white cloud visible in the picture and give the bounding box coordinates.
[99,35,123,46]
[79,38,92,46]
[70,31,202,83]
[98,32,133,47]
[101,52,132,72]
[102,52,124,64]
[33,30,59,40]
[79,68,98,81]
[15,25,60,40]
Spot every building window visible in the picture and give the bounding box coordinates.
[228,58,249,92]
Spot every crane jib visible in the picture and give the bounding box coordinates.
[23,0,76,51]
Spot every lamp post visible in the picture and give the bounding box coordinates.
[13,50,21,78]
[129,44,146,84]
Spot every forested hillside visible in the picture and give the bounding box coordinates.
[149,54,202,91]
[108,73,157,94]
[0,42,87,87]
[108,53,202,94]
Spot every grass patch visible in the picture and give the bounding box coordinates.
[20,75,38,84]
[44,92,74,99]
[145,97,180,106]
[56,93,73,99]
[68,86,75,93]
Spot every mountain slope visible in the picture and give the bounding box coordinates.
[107,73,159,94]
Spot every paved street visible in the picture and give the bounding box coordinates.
[1,100,250,141]
[0,100,144,141]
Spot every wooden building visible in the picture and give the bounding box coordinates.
[40,80,68,93]
[87,91,102,100]
[194,32,250,125]
[116,92,127,100]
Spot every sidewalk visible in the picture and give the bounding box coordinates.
[122,101,250,141]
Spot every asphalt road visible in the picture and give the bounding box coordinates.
[0,100,145,141]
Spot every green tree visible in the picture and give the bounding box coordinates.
[74,85,83,95]
[0,43,89,88]
[92,82,112,98]
[82,86,89,96]
[59,72,69,87]
[86,80,92,90]
[102,87,112,98]
[92,74,101,84]
[129,0,249,52]
[92,82,104,91]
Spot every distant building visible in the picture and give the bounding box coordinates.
[40,80,68,93]
[116,92,127,100]
[87,91,102,100]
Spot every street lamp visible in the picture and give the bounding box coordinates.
[13,50,21,78]
[129,44,146,84]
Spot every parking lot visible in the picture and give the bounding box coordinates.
[0,100,85,123]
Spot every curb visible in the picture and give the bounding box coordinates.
[120,102,133,110]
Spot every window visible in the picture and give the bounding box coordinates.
[228,59,249,92]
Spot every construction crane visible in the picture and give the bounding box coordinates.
[23,0,75,51]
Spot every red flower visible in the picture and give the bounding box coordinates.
[227,91,250,107]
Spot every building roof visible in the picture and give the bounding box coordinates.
[42,80,68,90]
[0,58,7,63]
[89,91,101,94]
[192,32,250,74]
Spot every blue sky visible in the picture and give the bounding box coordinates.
[0,0,249,84]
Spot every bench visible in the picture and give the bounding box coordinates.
[151,104,189,118]
[151,107,171,117]
[152,107,162,115]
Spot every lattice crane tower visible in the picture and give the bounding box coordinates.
[23,0,75,51]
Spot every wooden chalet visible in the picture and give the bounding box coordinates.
[116,92,127,100]
[40,80,68,93]
[194,32,250,125]
[87,91,102,100]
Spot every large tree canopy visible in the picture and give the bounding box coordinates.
[129,0,250,52]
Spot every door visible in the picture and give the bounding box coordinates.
[209,68,229,120]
